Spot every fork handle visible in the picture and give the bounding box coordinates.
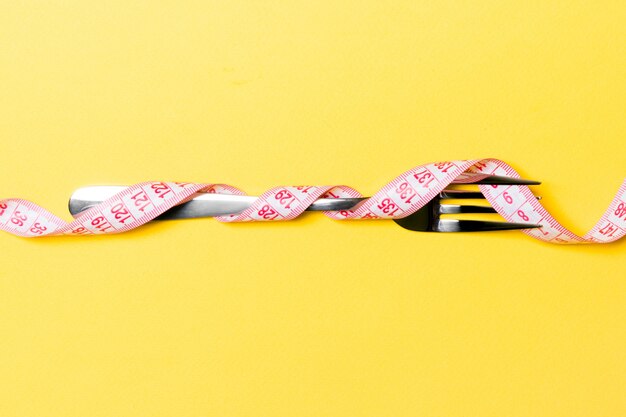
[68,186,368,219]
[155,196,368,220]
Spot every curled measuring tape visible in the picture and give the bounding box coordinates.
[1,159,625,243]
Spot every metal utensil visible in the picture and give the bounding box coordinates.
[68,174,542,232]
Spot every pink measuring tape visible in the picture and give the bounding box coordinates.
[1,159,625,243]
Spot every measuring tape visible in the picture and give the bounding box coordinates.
[1,159,625,243]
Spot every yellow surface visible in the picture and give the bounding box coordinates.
[1,1,625,416]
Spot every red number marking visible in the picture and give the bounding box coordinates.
[275,189,296,209]
[599,222,617,237]
[111,203,133,224]
[10,210,27,227]
[413,169,435,188]
[434,161,454,173]
[537,227,550,236]
[614,202,626,220]
[517,210,530,222]
[377,198,400,215]
[131,191,152,212]
[396,182,417,204]
[151,182,173,199]
[257,204,279,220]
[91,216,113,232]
[29,222,48,235]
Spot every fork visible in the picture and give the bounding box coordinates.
[68,175,542,233]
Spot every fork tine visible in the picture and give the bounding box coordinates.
[439,204,497,214]
[439,189,542,201]
[434,219,542,232]
[473,175,540,185]
[439,190,486,199]
[453,173,541,185]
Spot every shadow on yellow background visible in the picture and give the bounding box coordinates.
[1,1,625,416]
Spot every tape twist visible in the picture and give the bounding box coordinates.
[1,159,625,244]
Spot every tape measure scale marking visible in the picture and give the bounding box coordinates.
[1,159,625,244]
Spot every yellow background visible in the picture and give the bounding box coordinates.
[1,1,625,416]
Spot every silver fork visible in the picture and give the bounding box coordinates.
[68,175,542,233]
